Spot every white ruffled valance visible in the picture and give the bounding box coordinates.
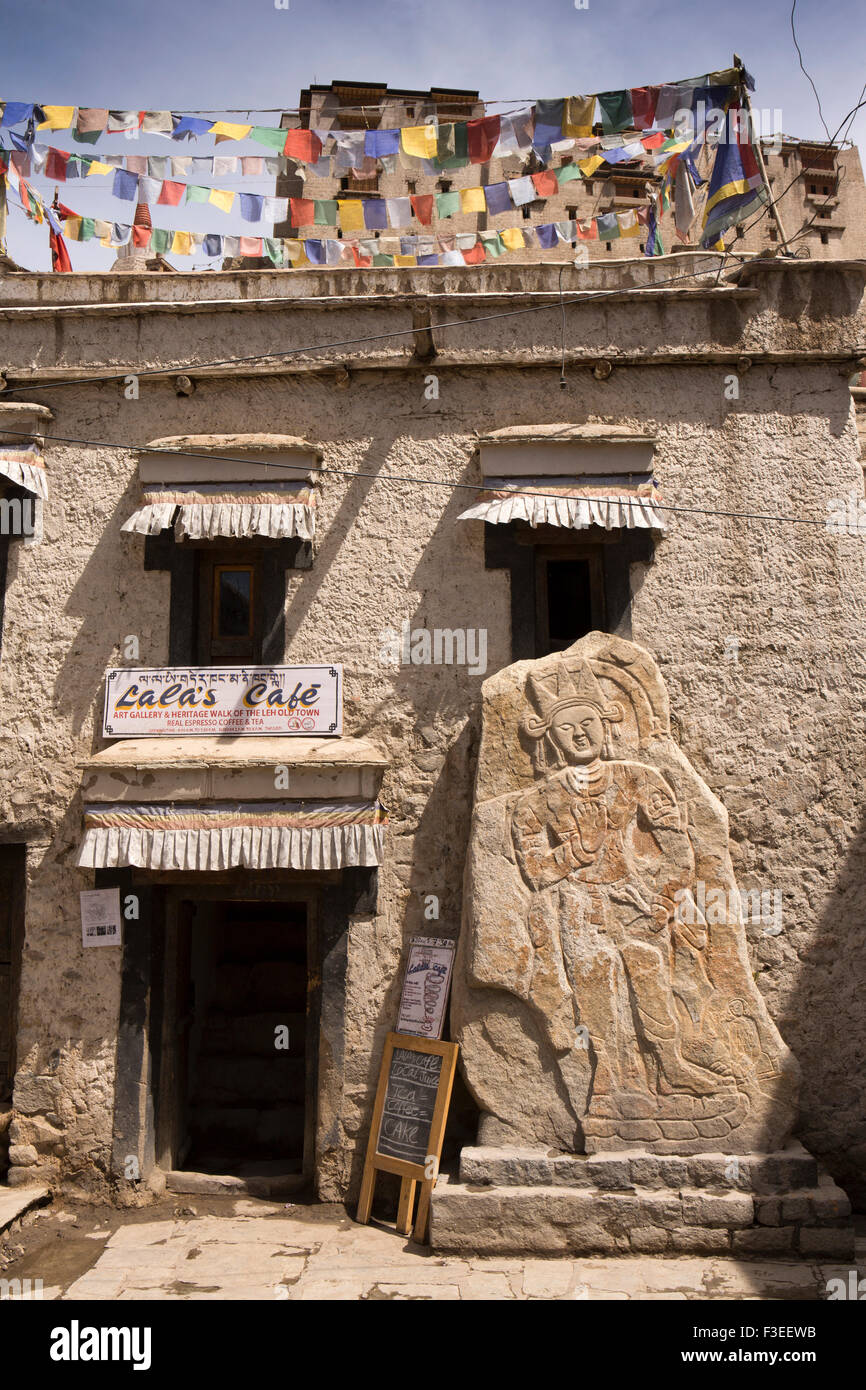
[78,799,385,872]
[122,482,316,542]
[0,446,49,500]
[458,477,666,531]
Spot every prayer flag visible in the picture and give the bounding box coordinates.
[563,96,595,138]
[208,188,235,213]
[158,181,185,206]
[460,186,486,213]
[597,90,633,134]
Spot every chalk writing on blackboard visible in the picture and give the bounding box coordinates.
[376,1048,443,1166]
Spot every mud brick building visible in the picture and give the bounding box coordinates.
[0,249,865,1256]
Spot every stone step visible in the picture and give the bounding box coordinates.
[192,1055,305,1105]
[212,961,306,1011]
[457,1143,820,1193]
[200,1011,306,1057]
[430,1182,856,1258]
[188,1103,304,1155]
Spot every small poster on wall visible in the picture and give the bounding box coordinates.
[80,888,122,948]
[395,936,455,1040]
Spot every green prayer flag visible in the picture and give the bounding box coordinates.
[251,126,287,151]
[79,216,95,241]
[480,232,504,257]
[436,122,469,164]
[556,161,583,185]
[597,89,633,135]
[150,228,170,254]
[372,253,395,266]
[435,191,461,218]
[263,237,284,266]
[71,128,101,145]
[185,185,209,204]
[314,199,338,225]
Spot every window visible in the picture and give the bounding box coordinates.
[820,231,829,245]
[567,206,577,220]
[339,176,349,191]
[536,551,604,654]
[522,206,532,220]
[438,179,452,193]
[407,180,416,195]
[197,549,262,662]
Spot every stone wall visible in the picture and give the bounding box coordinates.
[1,259,864,1204]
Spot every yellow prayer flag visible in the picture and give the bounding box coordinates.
[616,211,640,238]
[87,161,113,176]
[208,188,235,213]
[171,231,193,255]
[563,96,596,138]
[337,199,366,232]
[401,124,438,159]
[500,227,525,251]
[38,105,74,130]
[394,254,417,266]
[460,186,486,213]
[285,239,301,260]
[578,155,605,178]
[210,121,252,141]
[64,217,82,240]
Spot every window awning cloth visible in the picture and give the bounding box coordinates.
[457,476,666,531]
[0,445,48,499]
[78,799,386,871]
[121,481,316,540]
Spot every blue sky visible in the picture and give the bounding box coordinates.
[2,0,864,269]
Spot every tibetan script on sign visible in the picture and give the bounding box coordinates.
[103,665,342,737]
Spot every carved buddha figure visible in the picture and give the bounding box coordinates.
[512,659,747,1132]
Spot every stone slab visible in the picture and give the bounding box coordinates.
[0,1184,50,1232]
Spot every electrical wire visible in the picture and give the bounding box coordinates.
[2,99,864,406]
[0,424,852,532]
[0,261,747,400]
[790,0,833,145]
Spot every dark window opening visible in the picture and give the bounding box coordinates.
[407,180,416,194]
[522,205,531,220]
[535,547,605,657]
[339,176,349,191]
[820,231,829,244]
[437,179,452,193]
[197,549,262,663]
[214,566,253,639]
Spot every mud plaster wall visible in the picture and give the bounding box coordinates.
[1,263,865,1203]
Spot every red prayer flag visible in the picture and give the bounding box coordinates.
[467,115,500,164]
[531,169,558,197]
[49,228,72,272]
[576,219,598,240]
[462,241,486,264]
[132,224,152,248]
[45,148,69,182]
[157,181,185,206]
[410,194,434,225]
[641,131,666,150]
[283,129,323,163]
[630,87,660,130]
[239,236,263,257]
[348,243,372,268]
[54,201,77,219]
[290,198,315,225]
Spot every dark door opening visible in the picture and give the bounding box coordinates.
[163,899,309,1179]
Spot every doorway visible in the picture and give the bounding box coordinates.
[156,896,312,1183]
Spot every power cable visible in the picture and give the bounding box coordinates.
[0,424,852,532]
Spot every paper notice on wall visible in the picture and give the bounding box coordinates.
[80,888,122,948]
[395,936,455,1039]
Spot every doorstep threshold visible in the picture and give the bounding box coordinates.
[165,1169,306,1199]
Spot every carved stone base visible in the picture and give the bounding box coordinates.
[429,1144,854,1258]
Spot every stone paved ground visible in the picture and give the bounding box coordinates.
[2,1195,863,1300]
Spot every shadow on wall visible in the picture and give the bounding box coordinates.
[792,800,866,1209]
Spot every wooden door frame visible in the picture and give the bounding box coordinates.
[153,881,322,1184]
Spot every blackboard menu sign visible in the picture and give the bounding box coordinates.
[356,1032,459,1243]
[377,1048,443,1166]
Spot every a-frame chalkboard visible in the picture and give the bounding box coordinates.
[356,1032,459,1243]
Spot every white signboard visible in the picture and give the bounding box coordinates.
[80,888,122,949]
[103,665,342,738]
[395,936,456,1039]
